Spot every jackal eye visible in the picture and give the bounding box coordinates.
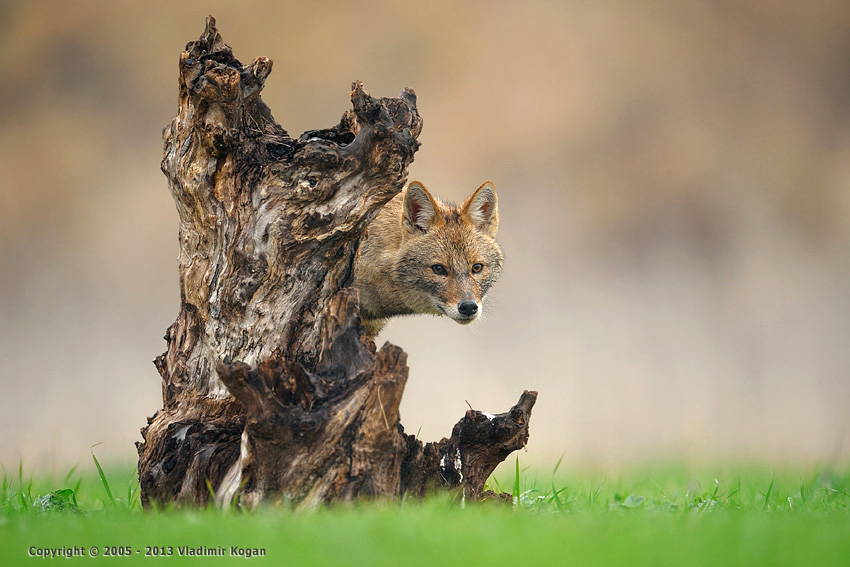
[431,264,447,276]
[471,263,484,274]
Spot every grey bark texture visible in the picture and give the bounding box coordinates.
[136,16,537,509]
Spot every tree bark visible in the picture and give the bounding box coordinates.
[137,16,537,509]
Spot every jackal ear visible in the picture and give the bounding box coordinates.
[403,181,440,234]
[461,181,499,237]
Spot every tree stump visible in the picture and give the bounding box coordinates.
[136,16,537,509]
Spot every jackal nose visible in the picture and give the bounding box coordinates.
[458,300,479,317]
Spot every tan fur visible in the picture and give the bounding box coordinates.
[353,181,503,338]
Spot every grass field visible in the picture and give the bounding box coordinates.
[2,456,849,566]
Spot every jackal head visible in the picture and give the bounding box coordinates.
[395,180,503,325]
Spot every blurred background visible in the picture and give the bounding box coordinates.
[1,0,849,474]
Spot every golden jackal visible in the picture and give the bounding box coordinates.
[354,180,503,338]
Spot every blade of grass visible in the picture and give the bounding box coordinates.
[63,464,79,486]
[699,479,720,512]
[551,453,566,512]
[205,478,216,505]
[513,456,521,503]
[18,460,28,510]
[588,478,605,509]
[91,445,114,504]
[720,487,740,507]
[762,474,776,511]
[128,479,138,512]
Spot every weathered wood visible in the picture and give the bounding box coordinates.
[137,16,536,508]
[400,390,538,499]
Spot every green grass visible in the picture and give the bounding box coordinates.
[2,456,849,566]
